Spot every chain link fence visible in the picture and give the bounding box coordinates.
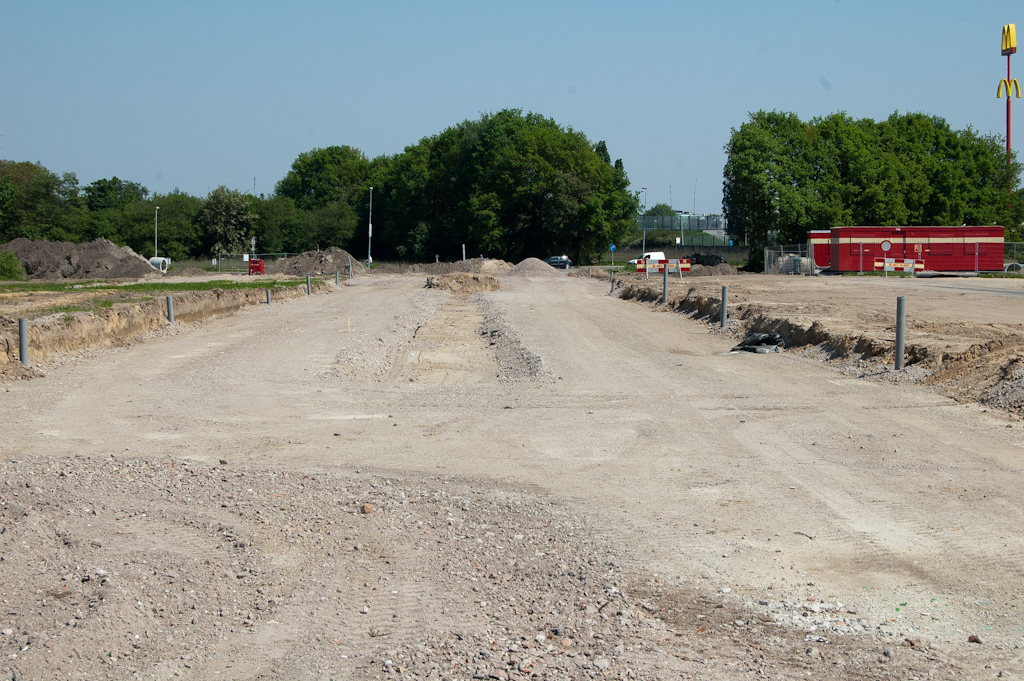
[1006,242,1024,267]
[766,242,1024,274]
[214,253,298,273]
[764,245,815,274]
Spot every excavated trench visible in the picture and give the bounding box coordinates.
[0,283,329,375]
[617,280,1024,414]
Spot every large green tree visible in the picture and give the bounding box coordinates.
[372,109,638,263]
[197,186,257,254]
[724,110,1024,267]
[275,146,370,211]
[646,203,676,216]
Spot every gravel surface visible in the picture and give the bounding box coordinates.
[501,258,565,278]
[2,273,1022,679]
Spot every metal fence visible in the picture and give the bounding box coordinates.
[1007,242,1024,265]
[764,245,815,274]
[767,241,1024,274]
[635,214,728,233]
[214,253,299,273]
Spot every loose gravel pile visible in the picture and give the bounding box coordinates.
[689,263,738,277]
[501,258,565,278]
[425,273,500,294]
[373,259,511,276]
[478,296,552,383]
[0,455,961,680]
[1,238,158,279]
[0,456,673,680]
[266,247,365,277]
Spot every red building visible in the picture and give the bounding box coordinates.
[808,230,831,269]
[822,226,1004,272]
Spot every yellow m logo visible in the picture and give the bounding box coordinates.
[1003,24,1017,55]
[998,78,1021,98]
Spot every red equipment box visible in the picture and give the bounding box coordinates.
[248,259,265,275]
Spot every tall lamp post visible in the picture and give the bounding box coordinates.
[154,206,159,258]
[367,187,373,266]
[641,186,648,253]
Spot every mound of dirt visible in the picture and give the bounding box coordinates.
[171,266,210,277]
[1,238,159,279]
[372,258,511,276]
[501,257,565,278]
[690,262,738,276]
[425,272,500,294]
[265,247,365,276]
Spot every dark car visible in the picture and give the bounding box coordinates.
[545,255,571,269]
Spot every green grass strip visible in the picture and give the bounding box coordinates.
[0,279,313,294]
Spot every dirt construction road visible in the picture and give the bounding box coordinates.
[2,272,1024,679]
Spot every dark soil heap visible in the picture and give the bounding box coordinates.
[425,272,501,293]
[372,258,508,275]
[265,247,365,276]
[1,238,159,279]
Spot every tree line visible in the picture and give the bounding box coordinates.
[0,109,639,265]
[723,110,1024,267]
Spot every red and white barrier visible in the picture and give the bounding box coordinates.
[874,258,924,273]
[636,259,691,273]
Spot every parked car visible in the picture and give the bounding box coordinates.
[545,255,571,269]
[628,251,666,265]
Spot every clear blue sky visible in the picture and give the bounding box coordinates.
[1,1,1019,214]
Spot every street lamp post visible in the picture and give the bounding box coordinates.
[367,187,373,266]
[641,187,648,253]
[154,206,159,258]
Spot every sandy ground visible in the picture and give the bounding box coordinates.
[616,271,1024,414]
[2,271,1024,679]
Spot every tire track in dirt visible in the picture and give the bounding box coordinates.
[387,294,498,385]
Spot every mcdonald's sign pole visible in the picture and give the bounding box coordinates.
[999,24,1020,166]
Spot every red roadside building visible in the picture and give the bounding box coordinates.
[808,226,1005,272]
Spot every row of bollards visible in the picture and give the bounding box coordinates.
[10,282,909,372]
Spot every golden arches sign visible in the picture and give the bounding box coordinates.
[1003,24,1017,56]
[998,78,1022,98]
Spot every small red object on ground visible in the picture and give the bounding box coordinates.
[248,259,265,275]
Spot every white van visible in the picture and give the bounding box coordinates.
[628,251,666,265]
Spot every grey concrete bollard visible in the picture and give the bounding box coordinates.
[166,296,175,325]
[348,256,353,279]
[895,296,906,370]
[662,265,668,304]
[306,275,311,295]
[609,270,615,294]
[19,318,28,367]
[335,270,339,285]
[720,285,728,328]
[266,289,272,304]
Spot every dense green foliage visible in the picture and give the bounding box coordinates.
[371,109,637,263]
[645,203,676,217]
[0,248,25,280]
[723,110,1024,267]
[0,110,636,265]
